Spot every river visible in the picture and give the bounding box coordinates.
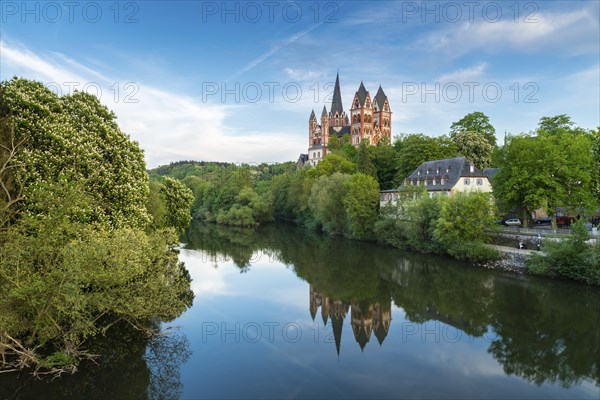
[1,223,599,399]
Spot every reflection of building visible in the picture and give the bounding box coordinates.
[309,285,391,354]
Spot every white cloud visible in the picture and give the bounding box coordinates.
[0,40,305,167]
[421,5,599,58]
[284,68,325,81]
[438,62,487,83]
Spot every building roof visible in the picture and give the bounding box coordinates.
[356,81,369,106]
[483,167,499,181]
[330,72,344,116]
[374,85,388,111]
[405,156,486,191]
[329,125,350,137]
[321,105,328,118]
[309,109,316,121]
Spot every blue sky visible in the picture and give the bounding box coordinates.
[1,1,599,167]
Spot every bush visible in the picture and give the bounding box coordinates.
[528,220,600,285]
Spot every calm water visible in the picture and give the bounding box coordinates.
[1,223,599,399]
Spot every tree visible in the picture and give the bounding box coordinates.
[309,173,351,235]
[434,192,497,261]
[450,111,497,147]
[343,173,379,239]
[453,130,493,169]
[0,110,24,226]
[1,78,150,229]
[370,143,398,190]
[537,114,575,134]
[393,134,457,183]
[310,154,355,177]
[0,78,194,373]
[493,119,596,228]
[356,141,377,178]
[161,177,194,233]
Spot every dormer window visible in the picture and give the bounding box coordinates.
[469,163,474,173]
[417,170,421,176]
[446,166,450,173]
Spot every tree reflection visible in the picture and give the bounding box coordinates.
[0,321,192,400]
[183,223,600,388]
[146,329,192,400]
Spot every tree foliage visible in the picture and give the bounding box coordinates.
[1,78,150,229]
[493,116,597,227]
[528,219,600,285]
[454,130,493,169]
[343,173,379,239]
[309,173,351,235]
[0,78,194,374]
[160,177,194,232]
[450,111,497,147]
[393,134,457,183]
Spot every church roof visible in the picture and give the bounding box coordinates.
[321,105,328,118]
[309,109,316,120]
[330,72,344,116]
[356,81,369,106]
[329,126,350,137]
[374,86,388,110]
[405,156,486,190]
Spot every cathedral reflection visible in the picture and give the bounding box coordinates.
[309,285,391,354]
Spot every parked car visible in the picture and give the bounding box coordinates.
[534,218,552,225]
[503,218,522,226]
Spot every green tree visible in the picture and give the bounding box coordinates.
[434,192,498,262]
[528,219,600,284]
[537,114,575,134]
[161,177,194,232]
[450,111,497,147]
[493,120,596,228]
[454,130,493,169]
[356,141,377,178]
[310,154,355,177]
[394,134,457,183]
[343,173,379,239]
[309,173,351,235]
[370,143,398,190]
[1,78,150,229]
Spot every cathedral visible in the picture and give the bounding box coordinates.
[304,73,393,166]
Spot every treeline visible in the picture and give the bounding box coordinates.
[0,78,195,374]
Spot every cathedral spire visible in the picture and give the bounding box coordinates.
[321,105,328,118]
[330,72,344,116]
[309,109,316,121]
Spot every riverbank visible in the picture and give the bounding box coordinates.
[483,245,534,273]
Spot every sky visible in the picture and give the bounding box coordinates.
[1,0,599,167]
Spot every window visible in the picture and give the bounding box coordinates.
[317,151,320,158]
[441,178,445,185]
[417,170,421,176]
[393,193,398,200]
[464,178,470,185]
[432,179,436,186]
[476,178,483,185]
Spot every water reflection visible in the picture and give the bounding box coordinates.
[309,286,392,353]
[183,223,600,390]
[0,322,191,400]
